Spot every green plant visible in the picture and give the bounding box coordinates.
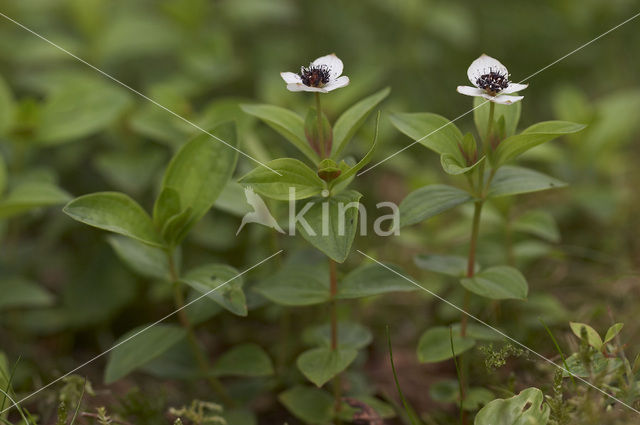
[390,54,585,419]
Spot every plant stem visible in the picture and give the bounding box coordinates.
[329,258,342,421]
[316,92,325,157]
[461,200,483,336]
[458,103,495,425]
[167,254,234,407]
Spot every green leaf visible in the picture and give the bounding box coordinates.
[441,153,483,176]
[474,388,550,425]
[153,187,181,229]
[0,277,54,310]
[417,326,475,363]
[440,132,482,175]
[36,80,131,145]
[94,149,166,195]
[330,111,380,189]
[295,190,362,263]
[0,182,72,219]
[493,121,586,166]
[239,158,325,200]
[106,235,170,281]
[241,103,319,164]
[487,166,566,198]
[569,322,603,350]
[212,343,274,377]
[460,266,528,300]
[304,107,332,157]
[474,96,521,139]
[450,323,504,342]
[155,122,239,235]
[414,254,478,277]
[160,206,193,247]
[104,324,186,384]
[253,265,330,306]
[399,184,472,227]
[182,264,247,316]
[279,386,334,424]
[297,347,358,387]
[389,112,464,158]
[63,192,164,247]
[563,351,621,378]
[303,322,373,350]
[332,87,390,158]
[512,210,560,243]
[338,263,415,299]
[604,323,624,344]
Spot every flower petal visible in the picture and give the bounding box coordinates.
[281,72,302,84]
[500,82,528,94]
[286,83,327,93]
[456,85,485,97]
[481,93,524,105]
[467,54,508,86]
[312,53,344,79]
[323,75,350,92]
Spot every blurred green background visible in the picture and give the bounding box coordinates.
[1,0,640,423]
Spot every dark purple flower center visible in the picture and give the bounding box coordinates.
[299,65,331,87]
[476,70,509,95]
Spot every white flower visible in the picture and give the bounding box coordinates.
[280,53,350,93]
[456,54,528,105]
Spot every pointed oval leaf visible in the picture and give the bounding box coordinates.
[493,120,586,166]
[64,192,164,247]
[338,262,415,299]
[253,265,330,306]
[107,235,170,281]
[417,326,476,363]
[37,81,131,145]
[474,388,550,425]
[0,182,72,219]
[400,184,472,227]
[212,343,274,377]
[297,347,358,387]
[295,190,362,263]
[0,277,54,310]
[569,322,603,350]
[604,323,624,344]
[241,104,319,163]
[460,266,528,300]
[414,254,479,277]
[331,111,380,189]
[104,324,186,384]
[182,264,246,316]
[156,121,239,234]
[238,158,325,200]
[389,112,463,157]
[332,87,390,158]
[487,166,566,198]
[279,386,334,424]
